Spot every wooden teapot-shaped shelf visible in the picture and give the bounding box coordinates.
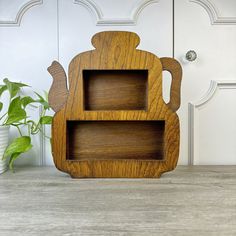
[48,31,182,178]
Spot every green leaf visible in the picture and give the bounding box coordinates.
[34,92,50,110]
[39,116,53,125]
[9,153,21,171]
[13,82,29,87]
[3,78,29,88]
[8,96,21,114]
[3,78,28,99]
[3,136,32,159]
[21,96,36,108]
[3,136,32,171]
[0,102,3,112]
[0,85,7,97]
[4,78,20,99]
[5,97,26,125]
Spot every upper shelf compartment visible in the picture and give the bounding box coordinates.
[83,69,148,111]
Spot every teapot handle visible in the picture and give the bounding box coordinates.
[160,57,182,112]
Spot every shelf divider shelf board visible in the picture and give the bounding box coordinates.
[48,31,182,178]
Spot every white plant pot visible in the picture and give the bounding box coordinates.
[0,126,9,174]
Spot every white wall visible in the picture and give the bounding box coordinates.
[0,0,58,165]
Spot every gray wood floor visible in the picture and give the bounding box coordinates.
[0,166,236,236]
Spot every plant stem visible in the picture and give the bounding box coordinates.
[37,126,51,139]
[28,124,30,136]
[13,125,23,136]
[2,116,9,125]
[0,112,7,122]
[32,108,46,134]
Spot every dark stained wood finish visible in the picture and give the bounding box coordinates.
[48,31,182,178]
[67,121,165,160]
[47,61,69,112]
[83,70,148,110]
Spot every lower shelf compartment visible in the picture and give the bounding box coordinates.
[67,121,165,161]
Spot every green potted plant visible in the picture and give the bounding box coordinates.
[0,78,52,173]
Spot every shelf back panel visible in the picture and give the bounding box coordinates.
[83,70,148,111]
[67,121,165,161]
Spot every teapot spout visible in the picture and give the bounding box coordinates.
[47,61,69,112]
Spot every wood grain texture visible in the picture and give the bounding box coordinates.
[1,166,236,236]
[48,31,182,178]
[48,61,69,112]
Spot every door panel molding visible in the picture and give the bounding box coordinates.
[0,0,43,27]
[189,0,236,25]
[189,80,236,165]
[74,0,159,25]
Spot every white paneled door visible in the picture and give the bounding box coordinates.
[58,0,173,69]
[0,0,236,166]
[175,0,236,165]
